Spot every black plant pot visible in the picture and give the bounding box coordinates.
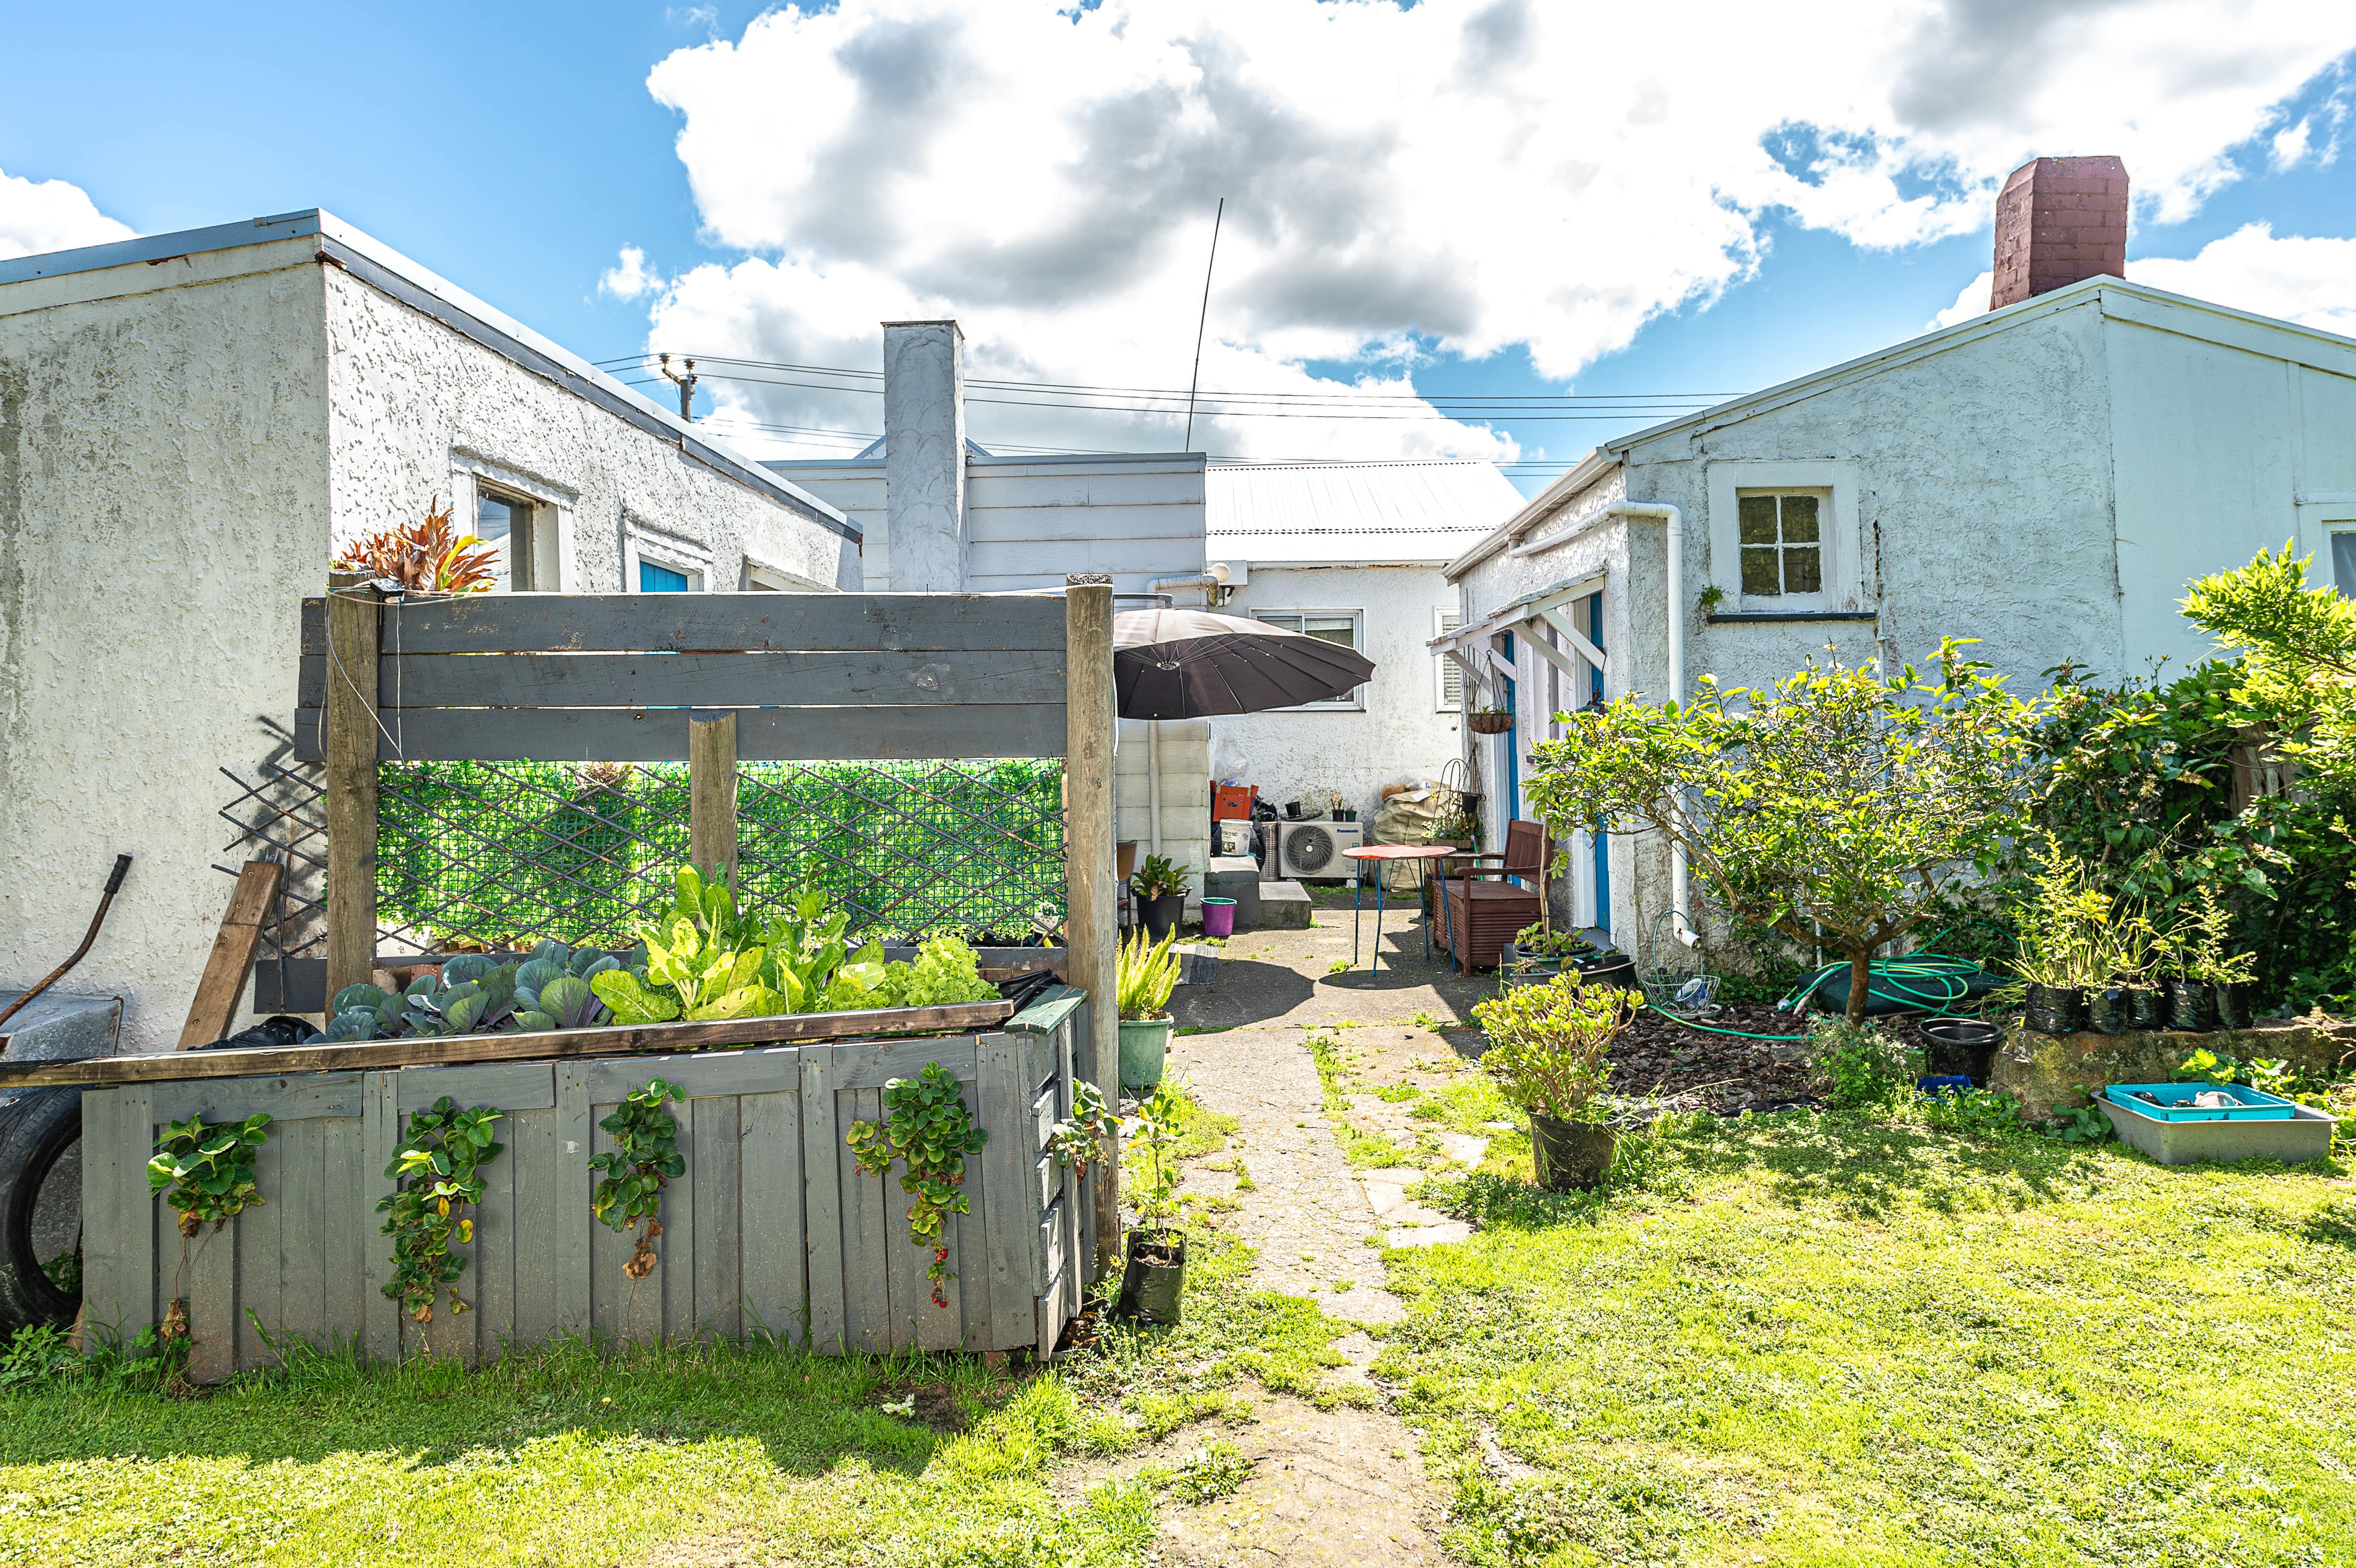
[2214,982,2254,1030]
[1918,1017,2001,1084]
[1116,1229,1187,1325]
[1133,893,1183,944]
[2165,976,2216,1032]
[1528,1114,1616,1192]
[2024,983,2085,1035]
[2124,986,2168,1031]
[2086,986,2129,1036]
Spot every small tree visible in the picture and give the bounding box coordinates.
[2181,541,2356,796]
[1524,641,2036,1021]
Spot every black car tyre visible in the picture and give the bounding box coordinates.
[0,1088,83,1336]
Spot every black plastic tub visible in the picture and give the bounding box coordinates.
[1917,1017,2001,1085]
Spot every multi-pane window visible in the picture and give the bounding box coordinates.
[1737,492,1823,599]
[1254,610,1365,710]
[477,488,536,590]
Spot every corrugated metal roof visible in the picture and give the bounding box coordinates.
[1204,460,1522,564]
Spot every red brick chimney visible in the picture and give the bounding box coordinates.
[1989,156,2128,310]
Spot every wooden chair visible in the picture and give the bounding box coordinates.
[1435,819,1550,972]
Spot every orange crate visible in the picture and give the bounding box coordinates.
[1212,785,1255,822]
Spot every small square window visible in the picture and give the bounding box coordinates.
[1254,610,1365,710]
[2334,531,2356,597]
[1734,492,1825,600]
[640,560,693,593]
[477,488,537,590]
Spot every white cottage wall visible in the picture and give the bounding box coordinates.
[1214,564,1465,819]
[322,270,857,595]
[0,244,331,1053]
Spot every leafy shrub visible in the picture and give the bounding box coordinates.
[1805,1019,1921,1110]
[1917,1086,2025,1139]
[1470,976,1627,1123]
[147,1113,271,1237]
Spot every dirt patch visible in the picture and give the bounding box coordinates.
[1607,1003,1816,1114]
[873,1380,976,1434]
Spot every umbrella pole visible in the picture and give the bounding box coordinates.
[1147,719,1162,860]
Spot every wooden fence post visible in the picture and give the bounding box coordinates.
[324,571,379,1007]
[689,709,740,887]
[1062,576,1120,1277]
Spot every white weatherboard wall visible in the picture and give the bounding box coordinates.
[1215,565,1466,818]
[0,214,858,1052]
[1115,719,1212,914]
[771,453,1207,596]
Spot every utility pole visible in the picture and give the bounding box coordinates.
[659,354,699,422]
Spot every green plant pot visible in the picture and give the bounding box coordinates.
[1528,1113,1615,1192]
[1119,1016,1174,1091]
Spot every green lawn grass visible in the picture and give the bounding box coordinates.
[1386,1112,2356,1567]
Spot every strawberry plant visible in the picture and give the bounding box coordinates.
[591,1079,686,1280]
[378,1097,505,1323]
[1046,1081,1116,1178]
[846,1063,988,1307]
[147,1113,271,1238]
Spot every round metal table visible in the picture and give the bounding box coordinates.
[1341,843,1460,972]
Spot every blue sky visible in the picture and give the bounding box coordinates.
[5,2,2353,496]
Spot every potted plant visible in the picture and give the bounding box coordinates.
[2011,836,2105,1035]
[1469,973,1627,1191]
[1130,854,1188,943]
[2182,886,2257,1030]
[1115,1081,1188,1324]
[1499,921,1621,990]
[1468,705,1513,736]
[1117,925,1181,1091]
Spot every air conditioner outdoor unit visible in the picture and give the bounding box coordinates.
[1275,819,1363,880]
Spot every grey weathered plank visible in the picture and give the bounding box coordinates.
[1033,1150,1057,1213]
[583,1050,801,1105]
[553,1066,602,1339]
[301,591,1068,658]
[953,1109,993,1352]
[1036,1270,1068,1364]
[653,1092,692,1344]
[588,1093,626,1339]
[0,1004,1013,1088]
[116,1086,159,1338]
[297,648,1067,712]
[1069,1002,1103,1291]
[800,1046,846,1354]
[474,1106,518,1361]
[913,1079,975,1354]
[738,1086,804,1346]
[832,1036,981,1092]
[185,1224,237,1382]
[360,1072,401,1361]
[277,1117,326,1364]
[1056,1017,1083,1325]
[1006,986,1086,1039]
[1031,1082,1057,1151]
[290,702,1069,765]
[1038,1200,1065,1291]
[975,1034,1032,1347]
[839,1085,890,1353]
[78,1089,122,1340]
[322,1112,366,1349]
[692,1096,741,1342]
[508,1105,563,1346]
[148,1074,365,1126]
[396,1063,556,1114]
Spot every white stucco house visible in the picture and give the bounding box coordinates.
[0,210,860,1051]
[1438,158,2356,963]
[774,322,1510,892]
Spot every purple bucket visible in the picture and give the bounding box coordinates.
[1201,897,1236,938]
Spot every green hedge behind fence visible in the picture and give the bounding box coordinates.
[376,759,1066,950]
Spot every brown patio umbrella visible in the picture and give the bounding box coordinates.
[1113,608,1376,719]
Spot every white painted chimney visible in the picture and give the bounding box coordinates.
[881,318,967,592]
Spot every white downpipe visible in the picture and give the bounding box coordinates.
[1603,501,1695,946]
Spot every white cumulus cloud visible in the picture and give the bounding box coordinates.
[628,0,2356,460]
[0,167,132,262]
[2134,222,2356,336]
[599,245,665,300]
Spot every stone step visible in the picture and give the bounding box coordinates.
[1203,855,1263,927]
[1254,879,1313,930]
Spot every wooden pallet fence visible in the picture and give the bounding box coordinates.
[81,990,1096,1377]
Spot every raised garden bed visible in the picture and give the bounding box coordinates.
[71,988,1098,1381]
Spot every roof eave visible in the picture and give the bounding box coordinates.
[1442,448,1620,581]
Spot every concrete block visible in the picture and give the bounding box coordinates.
[1203,855,1263,929]
[1254,880,1313,930]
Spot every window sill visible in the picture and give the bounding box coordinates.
[1706,609,1877,624]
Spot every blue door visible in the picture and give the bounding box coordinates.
[1588,592,1610,937]
[640,560,691,593]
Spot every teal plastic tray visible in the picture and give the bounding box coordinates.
[2104,1082,2295,1122]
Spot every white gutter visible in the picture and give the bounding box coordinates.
[1442,449,1619,580]
[1602,501,1696,947]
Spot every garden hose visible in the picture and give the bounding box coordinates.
[1626,952,1991,1043]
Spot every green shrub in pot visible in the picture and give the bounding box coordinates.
[1117,925,1182,1090]
[1469,974,1626,1190]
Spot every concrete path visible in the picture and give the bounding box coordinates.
[1132,889,1496,1564]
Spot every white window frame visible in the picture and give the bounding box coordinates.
[1252,608,1366,711]
[1705,460,1867,614]
[743,562,828,592]
[1434,608,1465,710]
[624,518,714,594]
[451,449,576,592]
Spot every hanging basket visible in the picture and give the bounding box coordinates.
[1468,711,1514,736]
